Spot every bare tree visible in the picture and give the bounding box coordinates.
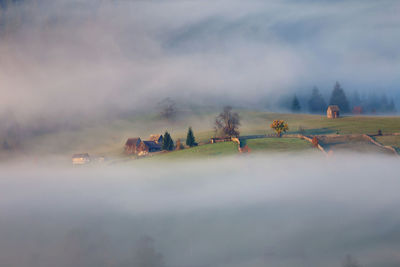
[342,254,362,267]
[214,106,240,137]
[158,98,176,120]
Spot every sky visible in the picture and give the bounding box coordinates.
[0,0,399,119]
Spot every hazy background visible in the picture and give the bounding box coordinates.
[1,0,399,119]
[1,0,400,155]
[1,155,400,267]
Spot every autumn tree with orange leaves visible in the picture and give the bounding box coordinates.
[270,120,288,137]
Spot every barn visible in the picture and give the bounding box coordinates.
[149,134,163,144]
[327,105,340,119]
[124,138,141,154]
[137,141,162,156]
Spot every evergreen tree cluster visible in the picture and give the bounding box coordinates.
[350,91,396,113]
[288,82,397,114]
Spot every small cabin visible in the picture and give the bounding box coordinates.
[327,105,340,119]
[72,153,90,165]
[125,138,141,154]
[137,141,162,156]
[149,134,163,144]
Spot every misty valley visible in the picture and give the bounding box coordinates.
[1,0,400,267]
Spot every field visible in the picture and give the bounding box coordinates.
[240,112,400,136]
[148,142,238,160]
[246,138,314,153]
[144,137,315,161]
[6,109,400,161]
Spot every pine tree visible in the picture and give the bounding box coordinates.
[186,127,196,147]
[291,95,301,112]
[329,82,350,113]
[308,87,326,113]
[162,131,174,151]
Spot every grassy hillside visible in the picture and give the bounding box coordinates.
[146,142,238,160]
[7,109,400,160]
[240,112,400,136]
[246,138,314,153]
[140,137,317,162]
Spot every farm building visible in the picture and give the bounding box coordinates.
[149,134,163,144]
[137,141,162,156]
[72,153,90,165]
[125,138,141,154]
[327,105,340,119]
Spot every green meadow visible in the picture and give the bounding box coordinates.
[15,109,400,160]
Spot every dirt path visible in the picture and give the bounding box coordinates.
[316,134,397,155]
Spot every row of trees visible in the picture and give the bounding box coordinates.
[161,106,241,152]
[291,82,397,114]
[161,127,197,151]
[213,106,291,137]
[213,106,290,138]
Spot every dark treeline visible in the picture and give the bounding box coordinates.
[290,82,397,114]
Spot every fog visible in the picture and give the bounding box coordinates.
[1,0,400,121]
[1,154,400,267]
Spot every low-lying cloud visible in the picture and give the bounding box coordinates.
[1,154,400,267]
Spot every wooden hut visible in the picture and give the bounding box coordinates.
[327,105,340,119]
[124,138,141,154]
